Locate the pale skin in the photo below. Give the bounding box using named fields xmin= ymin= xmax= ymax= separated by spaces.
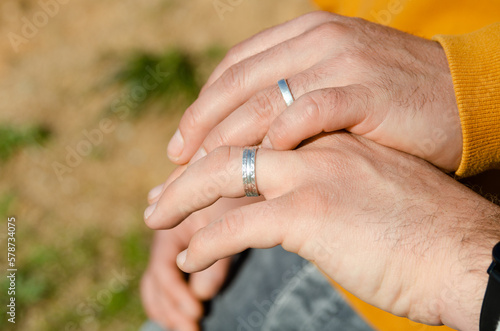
xmin=141 ymin=11 xmax=497 ymax=331
xmin=166 ymin=11 xmax=462 ymax=172
xmin=141 ymin=197 xmax=259 ymax=331
xmin=145 ymin=133 xmax=499 ymax=331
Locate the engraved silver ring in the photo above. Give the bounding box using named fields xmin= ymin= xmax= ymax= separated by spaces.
xmin=242 ymin=147 xmax=259 ymax=197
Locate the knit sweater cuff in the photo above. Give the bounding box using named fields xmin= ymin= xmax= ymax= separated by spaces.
xmin=433 ymin=23 xmax=500 ymax=177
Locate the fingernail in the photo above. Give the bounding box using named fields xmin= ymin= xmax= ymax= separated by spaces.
xmin=144 ymin=203 xmax=157 ymax=219
xmin=177 ymin=249 xmax=187 ymax=267
xmin=261 ymin=136 xmax=273 ymax=149
xmin=167 ymin=129 xmax=184 ymax=161
xmin=148 ymin=184 xmax=164 ymax=201
xmin=190 ymin=147 xmax=207 ymax=164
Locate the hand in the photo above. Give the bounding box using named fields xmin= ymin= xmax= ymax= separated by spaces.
xmin=166 ymin=11 xmax=462 ymax=172
xmin=147 ymin=133 xmax=499 ymax=331
xmin=141 ymin=173 xmax=258 ymax=331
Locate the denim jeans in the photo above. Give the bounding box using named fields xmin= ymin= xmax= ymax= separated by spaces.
xmin=141 ymin=246 xmax=373 ymax=331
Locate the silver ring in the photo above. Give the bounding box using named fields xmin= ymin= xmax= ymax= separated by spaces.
xmin=278 ymin=79 xmax=294 ymax=107
xmin=242 ymin=147 xmax=259 ymax=197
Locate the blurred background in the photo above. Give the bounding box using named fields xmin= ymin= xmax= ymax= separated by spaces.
xmin=0 ymin=1 xmax=315 ymax=330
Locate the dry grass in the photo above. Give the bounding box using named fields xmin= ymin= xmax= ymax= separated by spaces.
xmin=0 ymin=0 xmax=314 ymax=330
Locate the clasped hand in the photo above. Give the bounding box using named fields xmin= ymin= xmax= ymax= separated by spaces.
xmin=166 ymin=11 xmax=462 ymax=171
xmin=146 ymin=132 xmax=498 ymax=331
xmin=142 ymin=12 xmax=499 ymax=331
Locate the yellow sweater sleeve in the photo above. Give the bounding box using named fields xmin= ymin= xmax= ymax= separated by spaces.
xmin=433 ymin=23 xmax=500 ymax=177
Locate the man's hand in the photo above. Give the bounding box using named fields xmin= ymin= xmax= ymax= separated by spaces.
xmin=141 ymin=178 xmax=257 ymax=331
xmin=147 ymin=132 xmax=499 ymax=331
xmin=166 ymin=11 xmax=462 ymax=172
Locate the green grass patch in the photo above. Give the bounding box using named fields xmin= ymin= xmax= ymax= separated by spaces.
xmin=25 ymin=226 xmax=152 ymax=331
xmin=108 ymin=45 xmax=227 ymax=119
xmin=112 ymin=49 xmax=200 ymax=118
xmin=0 ymin=124 xmax=51 ymax=162
xmin=0 ymin=193 xmax=15 ymax=218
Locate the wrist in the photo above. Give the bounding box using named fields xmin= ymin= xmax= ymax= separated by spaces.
xmin=438 ymin=210 xmax=500 ymax=331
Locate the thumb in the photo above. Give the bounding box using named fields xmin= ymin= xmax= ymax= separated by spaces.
xmin=189 ymin=257 xmax=232 ymax=300
xmin=262 ymin=85 xmax=370 ymax=150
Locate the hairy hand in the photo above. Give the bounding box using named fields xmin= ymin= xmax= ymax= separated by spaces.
xmin=166 ymin=11 xmax=462 ymax=172
xmin=147 ymin=133 xmax=498 ymax=331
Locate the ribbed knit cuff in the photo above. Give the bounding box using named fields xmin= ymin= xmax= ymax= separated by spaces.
xmin=433 ymin=23 xmax=500 ymax=177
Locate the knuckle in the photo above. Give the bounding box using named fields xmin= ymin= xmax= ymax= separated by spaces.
xmin=310 ymin=88 xmax=345 ymax=124
xmin=312 ymin=21 xmax=350 ymax=40
xmin=327 ymin=88 xmax=344 ymax=107
xmin=220 ymin=208 xmax=245 ymax=237
xmin=267 ymin=116 xmax=288 ymax=145
xmin=208 ymin=145 xmax=240 ymax=179
xmin=220 ymin=63 xmax=245 ymax=92
xmin=189 ymin=230 xmax=208 ymax=257
xmin=209 ymin=145 xmax=241 ymax=173
xmin=302 ymin=10 xmax=334 ymax=23
xmin=204 ymin=127 xmax=230 ymax=151
xmin=249 ymin=91 xmax=274 ymax=125
xmin=300 ymin=94 xmax=322 ymax=123
xmin=298 ymin=69 xmax=327 ymax=87
xmin=224 ymin=43 xmax=244 ymax=65
xmin=208 ymin=146 xmax=231 ymax=170
xmin=352 ymin=85 xmax=374 ymax=122
xmin=181 ymin=105 xmax=204 ymax=132
xmin=190 ymin=209 xmax=244 ymax=252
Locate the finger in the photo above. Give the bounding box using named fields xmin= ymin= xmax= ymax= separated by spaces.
xmin=177 ymin=198 xmax=294 ymax=273
xmin=189 ymin=258 xmax=231 ymax=300
xmin=144 ymin=269 xmax=201 ymax=331
xmin=148 ymin=166 xmax=188 ymax=204
xmin=145 ymin=147 xmax=297 ymax=230
xmin=145 ymin=230 xmax=203 ymax=320
xmin=140 ymin=272 xmax=175 ymax=330
xmin=151 ymin=264 xmax=203 ymax=320
xmin=167 ymin=26 xmax=337 ymax=164
xmin=201 ymin=11 xmax=338 ymax=93
xmin=192 ymin=70 xmax=326 ymax=160
xmin=155 ymin=284 xmax=200 ymax=331
xmin=262 ymin=85 xmax=373 ymax=150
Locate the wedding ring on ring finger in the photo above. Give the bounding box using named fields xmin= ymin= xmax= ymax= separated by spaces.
xmin=242 ymin=147 xmax=259 ymax=197
xmin=278 ymin=79 xmax=294 ymax=107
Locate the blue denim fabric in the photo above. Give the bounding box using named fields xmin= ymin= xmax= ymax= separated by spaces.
xmin=140 ymin=246 xmax=373 ymax=331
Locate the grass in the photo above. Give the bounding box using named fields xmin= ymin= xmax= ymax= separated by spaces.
xmin=0 ymin=224 xmax=151 ymax=331
xmin=0 ymin=124 xmax=51 ymax=163
xmin=0 ymin=2 xmax=312 ymax=330
xmin=0 ymin=186 xmax=150 ymax=330
xmin=113 ymin=48 xmax=200 ymax=118
xmin=109 ymin=46 xmax=226 ymax=118
xmin=0 ymin=193 xmax=14 ymax=218
xmin=0 ymin=46 xmax=226 ymax=331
